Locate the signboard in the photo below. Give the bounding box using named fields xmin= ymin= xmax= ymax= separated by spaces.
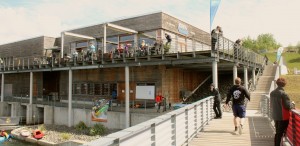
xmin=136 ymin=85 xmax=155 ymax=100
xmin=178 ymin=23 xmax=189 ymax=35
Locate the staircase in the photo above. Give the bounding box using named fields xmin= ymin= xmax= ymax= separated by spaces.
xmin=247 ymin=65 xmax=276 ymax=110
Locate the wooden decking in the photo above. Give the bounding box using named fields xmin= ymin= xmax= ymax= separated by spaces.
xmin=189 ymin=110 xmax=274 ymax=146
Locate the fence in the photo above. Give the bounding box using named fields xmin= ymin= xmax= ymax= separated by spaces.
xmin=83 ymin=96 xmax=214 ymax=146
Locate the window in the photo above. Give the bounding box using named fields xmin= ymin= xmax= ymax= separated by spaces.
xmin=73 ymin=82 xmax=117 ymax=96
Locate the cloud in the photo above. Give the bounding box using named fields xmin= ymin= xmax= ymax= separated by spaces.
xmin=214 ymin=0 xmax=300 ymax=46
xmin=0 ymin=0 xmax=299 ymax=46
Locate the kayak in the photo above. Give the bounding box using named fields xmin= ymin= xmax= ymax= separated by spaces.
xmin=33 ymin=130 xmax=44 ymax=139
xmin=20 ymin=130 xmax=31 ymax=137
xmin=0 ymin=134 xmax=11 ymax=143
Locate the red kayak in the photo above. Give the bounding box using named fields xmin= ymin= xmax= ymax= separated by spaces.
xmin=33 ymin=130 xmax=44 ymax=139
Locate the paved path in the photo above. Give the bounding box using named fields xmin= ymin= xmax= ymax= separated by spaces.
xmin=189 ymin=110 xmax=275 ymax=146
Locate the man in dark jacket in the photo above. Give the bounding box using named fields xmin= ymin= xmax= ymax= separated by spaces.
xmin=226 ymin=77 xmax=250 ymax=135
xmin=270 ymin=77 xmax=295 ymax=146
xmin=211 ymin=83 xmax=222 ymax=119
xmin=211 ymin=26 xmax=222 ymax=52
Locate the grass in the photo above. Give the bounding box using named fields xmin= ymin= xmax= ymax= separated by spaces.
xmin=282 ymin=53 xmax=300 ymax=70
xmin=60 ymin=132 xmax=72 ymax=140
xmin=282 ymin=75 xmax=300 ymax=109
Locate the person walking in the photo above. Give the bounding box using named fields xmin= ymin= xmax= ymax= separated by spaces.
xmin=211 ymin=26 xmax=222 ymax=52
xmin=225 ymin=77 xmax=250 ymax=135
xmin=210 ymin=83 xmax=222 ymax=119
xmin=270 ymin=77 xmax=295 ymax=146
xmin=156 ymin=92 xmax=163 ymax=113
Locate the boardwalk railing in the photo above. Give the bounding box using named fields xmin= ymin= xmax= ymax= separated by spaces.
xmin=83 ymin=96 xmax=214 ymax=146
xmin=260 ymin=64 xmax=300 ymax=145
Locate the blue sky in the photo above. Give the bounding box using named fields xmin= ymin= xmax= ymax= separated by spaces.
xmin=0 ymin=0 xmax=299 ymax=46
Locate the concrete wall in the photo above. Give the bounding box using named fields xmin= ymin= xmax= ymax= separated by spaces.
xmin=44 ymin=105 xmax=54 ymax=125
xmin=0 ymin=102 xmax=10 ymax=116
xmin=51 ymin=106 xmax=158 ymax=130
xmin=10 ymin=102 xmax=22 ymax=117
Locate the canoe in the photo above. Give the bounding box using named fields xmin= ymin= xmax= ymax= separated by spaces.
xmin=20 ymin=130 xmax=31 ymax=137
xmin=33 ymin=129 xmax=44 ymax=139
xmin=0 ymin=134 xmax=11 ymax=143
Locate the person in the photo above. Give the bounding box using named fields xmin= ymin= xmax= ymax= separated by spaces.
xmin=233 ymin=39 xmax=242 ymax=60
xmin=155 ymin=92 xmax=163 ymax=113
xmin=139 ymin=40 xmax=147 ymax=56
xmin=162 ymin=96 xmax=167 ymax=112
xmin=264 ymin=55 xmax=269 ymax=65
xmin=165 ymin=33 xmax=172 ymax=47
xmin=226 ymin=77 xmax=250 ymax=135
xmin=270 ymin=77 xmax=295 ymax=146
xmin=210 ymin=83 xmax=222 ymax=119
xmin=211 ymin=26 xmax=222 ymax=52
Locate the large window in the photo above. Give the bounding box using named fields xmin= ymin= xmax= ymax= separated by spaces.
xmin=73 ymin=82 xmax=117 ymax=96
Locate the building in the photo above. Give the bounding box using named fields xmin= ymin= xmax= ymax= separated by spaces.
xmin=0 ymin=12 xmax=264 ymax=129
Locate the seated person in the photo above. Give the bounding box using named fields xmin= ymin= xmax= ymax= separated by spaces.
xmin=139 ymin=40 xmax=147 ymax=56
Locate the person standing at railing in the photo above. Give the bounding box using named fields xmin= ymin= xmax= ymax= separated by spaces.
xmin=210 ymin=83 xmax=222 ymax=119
xmin=233 ymin=39 xmax=242 ymax=66
xmin=226 ymin=77 xmax=250 ymax=135
xmin=211 ymin=26 xmax=222 ymax=52
xmin=270 ymin=77 xmax=295 ymax=146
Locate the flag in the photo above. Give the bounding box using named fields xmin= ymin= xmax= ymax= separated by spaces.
xmin=210 ymin=0 xmax=221 ymax=31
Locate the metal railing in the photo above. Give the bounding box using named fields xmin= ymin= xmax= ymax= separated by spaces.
xmin=83 ymin=96 xmax=214 ymax=146
xmin=0 ymin=37 xmax=264 ymax=72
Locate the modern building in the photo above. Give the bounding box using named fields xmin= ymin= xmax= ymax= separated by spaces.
xmin=0 ymin=12 xmax=264 ymax=129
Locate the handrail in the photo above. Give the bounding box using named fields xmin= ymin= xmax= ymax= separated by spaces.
xmin=83 ymin=96 xmax=214 ymax=146
xmin=0 ymin=37 xmax=265 ymax=72
xmin=286 ymin=109 xmax=300 ymax=145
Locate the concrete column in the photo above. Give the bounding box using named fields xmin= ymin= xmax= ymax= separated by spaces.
xmin=44 ymin=105 xmax=54 ymax=125
xmin=103 ymin=25 xmax=107 ymax=53
xmin=68 ymin=69 xmax=73 ymax=127
xmin=212 ymin=60 xmax=218 ymax=88
xmin=1 ymin=73 xmax=4 ymax=102
xmin=61 ymin=32 xmax=64 ymax=58
xmin=30 ymin=72 xmax=33 ymax=104
xmin=125 ymin=66 xmax=130 ymax=128
xmin=244 ymin=66 xmax=248 ymax=90
xmin=252 ymin=68 xmax=256 ymax=85
xmin=233 ymin=65 xmax=237 ymax=85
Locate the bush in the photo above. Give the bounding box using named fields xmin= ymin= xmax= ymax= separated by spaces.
xmin=75 ymin=121 xmax=88 ymax=131
xmin=60 ymin=133 xmax=72 ymax=140
xmin=89 ymin=124 xmax=107 ymax=136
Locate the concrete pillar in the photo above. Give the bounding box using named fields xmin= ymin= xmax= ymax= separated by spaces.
xmin=125 ymin=66 xmax=130 ymax=128
xmin=1 ymin=73 xmax=4 ymax=102
xmin=233 ymin=65 xmax=238 ymax=85
xmin=252 ymin=68 xmax=256 ymax=85
xmin=212 ymin=60 xmax=218 ymax=88
xmin=244 ymin=66 xmax=248 ymax=90
xmin=68 ymin=69 xmax=73 ymax=127
xmin=26 ymin=104 xmax=37 ymax=124
xmin=61 ymin=32 xmax=64 ymax=58
xmin=30 ymin=72 xmax=33 ymax=104
xmin=44 ymin=105 xmax=54 ymax=125
xmin=11 ymin=102 xmax=21 ymax=117
xmin=104 ymin=25 xmax=107 ymax=53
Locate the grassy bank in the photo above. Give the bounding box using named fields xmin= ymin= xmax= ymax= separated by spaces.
xmin=282 ymin=75 xmax=300 ymax=109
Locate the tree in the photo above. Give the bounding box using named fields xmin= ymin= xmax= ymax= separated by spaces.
xmin=242 ymin=36 xmax=258 ymax=52
xmin=256 ymin=33 xmax=280 ymax=51
xmin=241 ymin=33 xmax=281 ymax=53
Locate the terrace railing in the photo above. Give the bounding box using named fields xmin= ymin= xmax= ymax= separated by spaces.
xmin=83 ymin=96 xmax=214 ymax=146
xmin=0 ymin=37 xmax=264 ymax=72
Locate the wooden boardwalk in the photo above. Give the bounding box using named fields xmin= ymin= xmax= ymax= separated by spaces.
xmin=189 ymin=110 xmax=275 ymax=146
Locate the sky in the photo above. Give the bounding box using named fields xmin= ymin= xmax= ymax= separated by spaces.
xmin=0 ymin=0 xmax=299 ymax=46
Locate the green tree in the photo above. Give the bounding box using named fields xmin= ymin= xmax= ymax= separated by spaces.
xmin=242 ymin=36 xmax=258 ymax=52
xmin=241 ymin=33 xmax=281 ymax=53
